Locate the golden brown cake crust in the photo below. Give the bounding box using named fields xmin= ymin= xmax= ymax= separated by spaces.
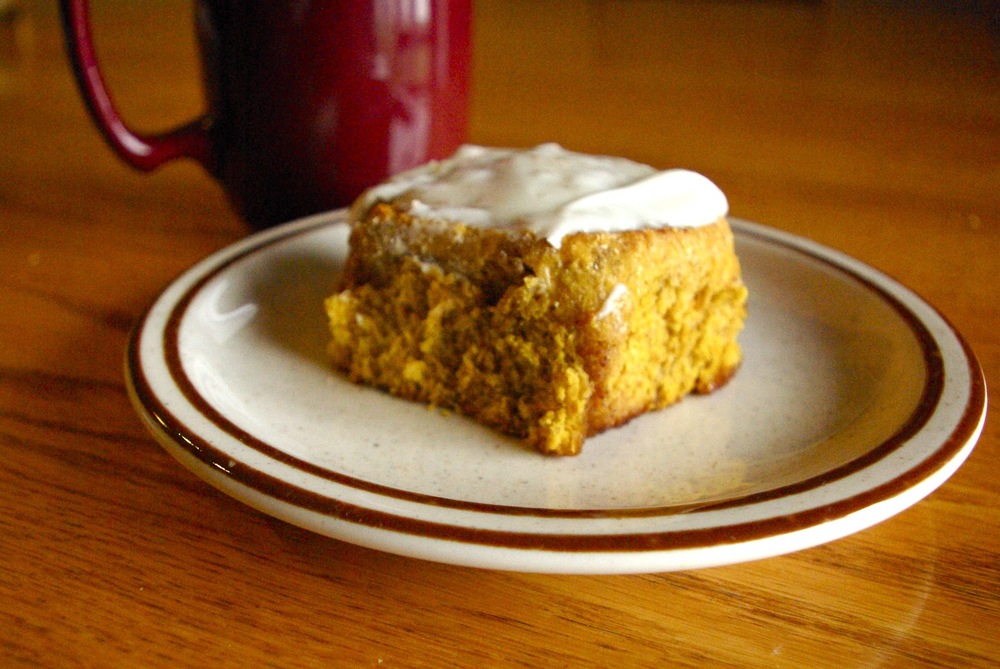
xmin=326 ymin=203 xmax=747 ymax=455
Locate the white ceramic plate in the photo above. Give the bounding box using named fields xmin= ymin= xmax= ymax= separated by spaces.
xmin=125 ymin=211 xmax=986 ymax=574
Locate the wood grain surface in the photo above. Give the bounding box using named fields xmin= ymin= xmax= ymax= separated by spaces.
xmin=1 ymin=1 xmax=997 ymax=666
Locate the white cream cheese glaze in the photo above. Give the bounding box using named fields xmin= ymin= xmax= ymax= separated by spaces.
xmin=355 ymin=143 xmax=729 ymax=248
xmin=595 ymin=283 xmax=629 ymax=320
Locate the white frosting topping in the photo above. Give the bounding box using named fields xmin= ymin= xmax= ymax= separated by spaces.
xmin=356 ymin=143 xmax=728 ymax=247
xmin=596 ymin=283 xmax=629 ymax=320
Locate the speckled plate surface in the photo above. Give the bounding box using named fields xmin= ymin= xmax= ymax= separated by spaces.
xmin=125 ymin=211 xmax=986 ymax=573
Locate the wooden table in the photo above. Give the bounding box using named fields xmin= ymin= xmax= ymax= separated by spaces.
xmin=2 ymin=1 xmax=997 ymax=666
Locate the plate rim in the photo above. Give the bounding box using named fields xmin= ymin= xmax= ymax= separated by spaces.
xmin=124 ymin=212 xmax=987 ymax=571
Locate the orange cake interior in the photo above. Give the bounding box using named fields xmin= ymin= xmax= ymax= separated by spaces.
xmin=325 ymin=144 xmax=747 ymax=455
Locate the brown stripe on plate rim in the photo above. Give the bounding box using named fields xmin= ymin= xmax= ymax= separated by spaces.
xmin=123 ymin=218 xmax=985 ymax=550
xmin=127 ymin=340 xmax=985 ymax=553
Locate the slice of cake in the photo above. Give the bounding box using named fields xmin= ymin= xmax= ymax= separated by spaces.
xmin=325 ymin=144 xmax=747 ymax=456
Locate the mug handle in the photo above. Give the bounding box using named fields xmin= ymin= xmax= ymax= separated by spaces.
xmin=59 ymin=0 xmax=213 ymax=172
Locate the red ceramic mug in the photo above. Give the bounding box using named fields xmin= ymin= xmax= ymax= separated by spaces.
xmin=60 ymin=0 xmax=472 ymax=229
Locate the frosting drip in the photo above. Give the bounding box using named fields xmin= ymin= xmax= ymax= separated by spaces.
xmin=356 ymin=143 xmax=729 ymax=247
